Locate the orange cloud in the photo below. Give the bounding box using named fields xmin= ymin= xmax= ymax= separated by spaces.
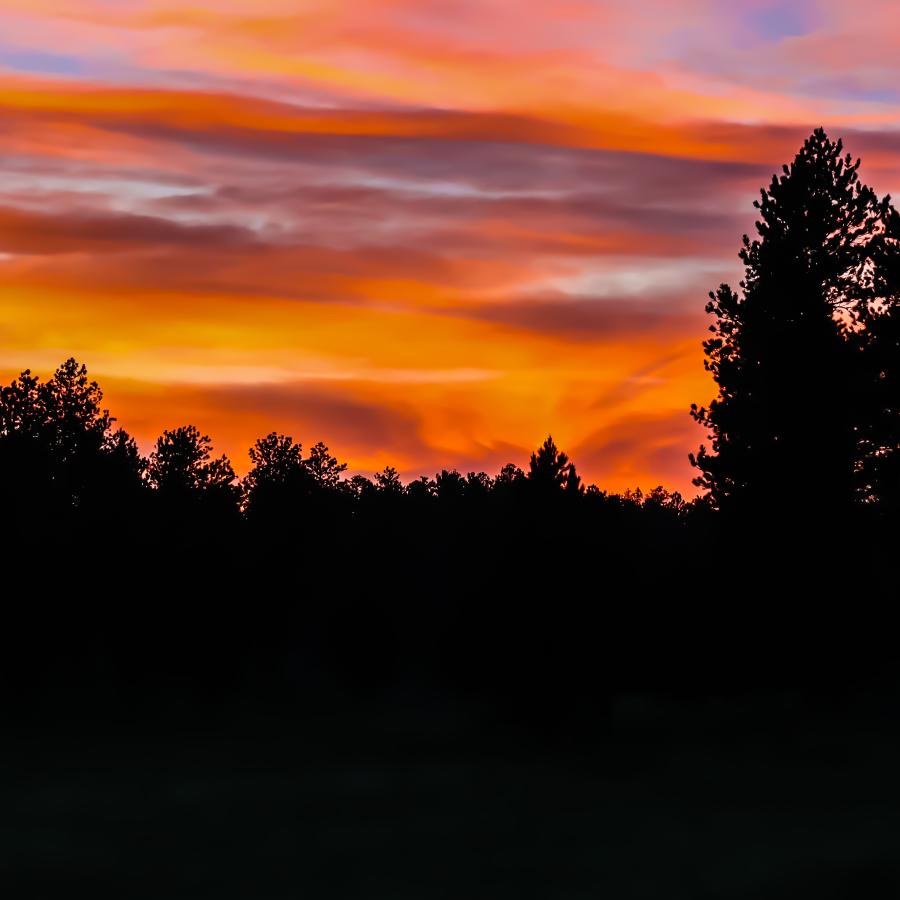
xmin=0 ymin=76 xmax=812 ymax=166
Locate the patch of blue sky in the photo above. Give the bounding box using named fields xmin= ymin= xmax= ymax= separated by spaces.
xmin=743 ymin=0 xmax=820 ymax=44
xmin=0 ymin=42 xmax=206 ymax=93
xmin=0 ymin=43 xmax=161 ymax=87
xmin=800 ymin=78 xmax=900 ymax=105
xmin=658 ymin=2 xmax=820 ymax=63
xmin=0 ymin=46 xmax=83 ymax=76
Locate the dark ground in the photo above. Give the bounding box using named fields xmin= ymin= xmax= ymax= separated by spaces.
xmin=4 ymin=691 xmax=900 ymax=899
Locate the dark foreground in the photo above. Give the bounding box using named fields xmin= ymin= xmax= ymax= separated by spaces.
xmin=3 ymin=532 xmax=900 ymax=898
xmin=5 ymin=689 xmax=900 ymax=899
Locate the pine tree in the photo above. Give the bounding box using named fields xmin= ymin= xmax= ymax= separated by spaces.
xmin=527 ymin=435 xmax=571 ymax=493
xmin=0 ymin=359 xmax=144 ymax=526
xmin=305 ymin=441 xmax=348 ymax=490
xmin=148 ymin=425 xmax=236 ymax=498
xmin=374 ymin=466 xmax=403 ymax=495
xmin=147 ymin=425 xmax=240 ymax=542
xmin=691 ymin=129 xmax=889 ymax=517
xmin=243 ymin=432 xmax=310 ymax=524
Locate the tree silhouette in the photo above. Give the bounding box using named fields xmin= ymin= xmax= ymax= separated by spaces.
xmin=149 ymin=425 xmax=236 ymax=495
xmin=305 ymin=441 xmax=348 ymax=491
xmin=496 ymin=463 xmax=525 ymax=488
xmin=856 ymin=204 xmax=900 ymax=510
xmin=465 ymin=471 xmax=493 ymax=501
xmin=0 ymin=359 xmax=143 ymax=528
xmin=690 ymin=129 xmax=889 ymax=518
xmin=347 ymin=474 xmax=377 ymax=500
xmin=147 ymin=425 xmax=240 ymax=540
xmin=528 ymin=435 xmax=576 ymax=495
xmin=859 ymin=310 xmax=900 ymax=510
xmin=243 ymin=434 xmax=350 ymax=538
xmin=246 ymin=432 xmax=304 ymax=488
xmin=0 ymin=368 xmax=57 ymax=525
xmin=435 ymin=469 xmax=467 ymax=504
xmin=374 ymin=465 xmax=403 ymax=496
xmin=243 ymin=432 xmax=311 ymax=525
xmin=563 ymin=462 xmax=583 ymax=496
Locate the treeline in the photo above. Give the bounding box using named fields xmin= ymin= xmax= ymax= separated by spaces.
xmin=1 ymin=355 xmax=891 ymax=727
xmin=3 ymin=128 xmax=900 ymax=726
xmin=5 ymin=132 xmax=900 ymax=545
xmin=0 ymin=357 xmax=705 ymax=725
xmin=0 ymin=356 xmax=692 ymax=544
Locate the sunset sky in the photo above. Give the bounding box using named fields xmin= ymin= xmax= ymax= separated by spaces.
xmin=3 ymin=1 xmax=900 ymax=492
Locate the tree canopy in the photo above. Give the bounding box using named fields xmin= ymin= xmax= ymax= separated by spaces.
xmin=691 ymin=128 xmax=900 ymax=520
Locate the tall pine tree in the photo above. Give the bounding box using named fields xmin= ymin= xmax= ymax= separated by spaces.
xmin=691 ymin=129 xmax=890 ymax=519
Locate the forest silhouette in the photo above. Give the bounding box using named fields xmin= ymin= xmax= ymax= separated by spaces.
xmin=2 ymin=129 xmax=899 ymax=726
